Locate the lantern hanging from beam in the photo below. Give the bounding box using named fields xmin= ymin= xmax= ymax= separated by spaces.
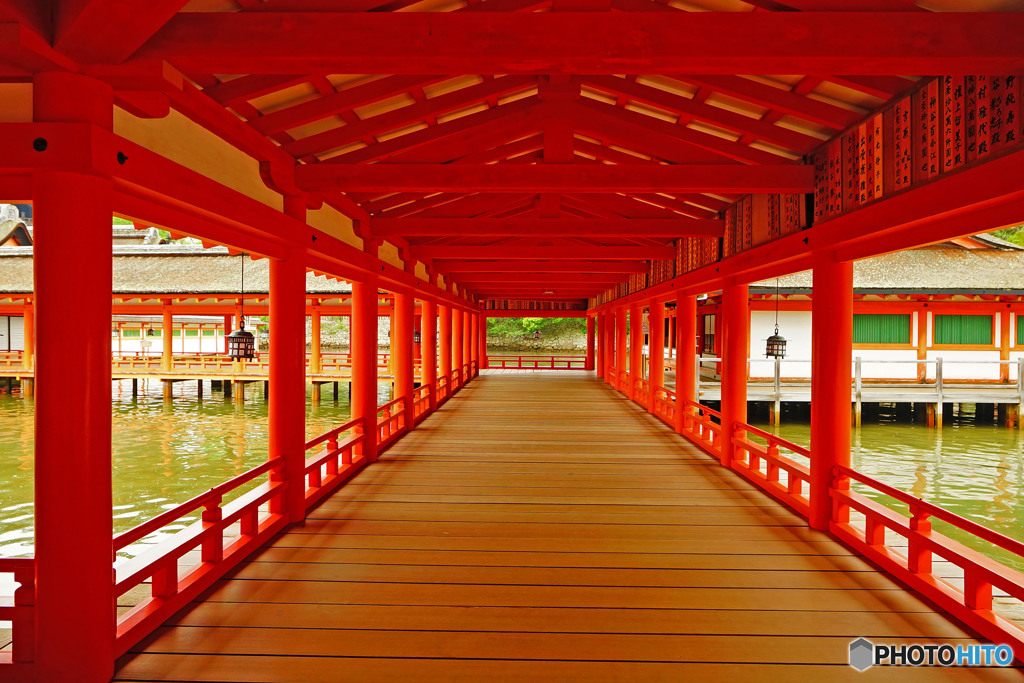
xmin=765 ymin=278 xmax=787 ymax=359
xmin=227 ymin=253 xmax=256 ymax=361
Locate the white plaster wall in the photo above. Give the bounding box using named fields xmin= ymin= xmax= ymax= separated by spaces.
xmin=925 ymin=349 xmax=1003 ymax=381
xmin=855 ymin=349 xmax=920 ymax=380
xmin=749 ymin=310 xmax=811 ymax=379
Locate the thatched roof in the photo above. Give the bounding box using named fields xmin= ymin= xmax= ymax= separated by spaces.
xmin=753 ymin=238 xmax=1024 ymax=294
xmin=0 ymin=245 xmax=353 ymax=295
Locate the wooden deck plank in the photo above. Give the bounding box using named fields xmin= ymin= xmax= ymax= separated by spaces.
xmin=115 ymin=372 xmax=1021 ymax=681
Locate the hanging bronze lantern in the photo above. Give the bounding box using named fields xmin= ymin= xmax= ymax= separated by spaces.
xmin=765 ymin=278 xmax=786 ymax=359
xmin=226 ymin=253 xmax=256 ymax=360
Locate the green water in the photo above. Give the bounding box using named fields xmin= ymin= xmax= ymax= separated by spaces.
xmin=0 ymin=378 xmax=391 ymax=559
xmin=753 ymin=417 xmax=1024 ymax=572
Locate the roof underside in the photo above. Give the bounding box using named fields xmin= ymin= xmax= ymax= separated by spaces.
xmin=17 ymin=0 xmax=1024 ymax=305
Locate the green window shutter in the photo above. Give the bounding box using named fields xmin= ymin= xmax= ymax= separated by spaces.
xmin=202 ymin=329 xmax=217 ymax=337
xmin=934 ymin=314 xmax=992 ymax=345
xmin=852 ymin=314 xmax=910 ymax=344
xmin=121 ymin=329 xmax=140 ymax=338
xmin=185 ymin=329 xmax=199 ymax=337
xmin=172 ymin=329 xmax=181 ymax=338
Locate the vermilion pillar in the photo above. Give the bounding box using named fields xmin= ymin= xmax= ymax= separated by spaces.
xmin=466 ymin=311 xmax=476 ymax=379
xmin=394 ymin=292 xmax=415 ymax=431
xmin=223 ymin=314 xmax=232 ymax=354
xmin=721 ymin=283 xmax=749 ymax=468
xmin=269 ymin=234 xmax=307 ymax=523
xmin=603 ymin=312 xmax=614 ymax=383
xmin=615 ymin=307 xmax=628 ymax=391
xmin=352 ymin=277 xmax=380 ymax=461
xmin=422 ymin=300 xmax=438 ymax=411
xmin=629 ymin=303 xmax=643 ymax=398
xmin=439 ymin=304 xmax=452 ymax=386
xmin=22 ymin=303 xmax=33 ymax=370
xmin=453 ymin=308 xmax=464 ymax=387
xmin=675 ymin=294 xmax=697 ymax=434
xmin=162 ymin=305 xmax=173 ymax=371
xmin=810 ymin=253 xmax=853 ymax=531
xmin=311 ymin=307 xmax=322 ymax=373
xmin=649 ymin=301 xmax=665 ymax=412
xmin=478 ymin=313 xmax=488 ymax=370
xmin=33 ymin=72 xmax=115 ymax=683
xmin=585 ymin=316 xmax=596 ymax=371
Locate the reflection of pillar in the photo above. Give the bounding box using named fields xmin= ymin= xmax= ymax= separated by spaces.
xmin=1000 ymin=309 xmax=1011 ymax=382
xmin=453 ymin=308 xmax=464 ymax=387
xmin=629 ymin=303 xmax=643 ymax=398
xmin=721 ymin=283 xmax=749 ymax=468
xmin=439 ymin=305 xmax=452 ymax=384
xmin=32 ymin=71 xmax=114 ymax=682
xmin=23 ymin=303 xmax=34 ymax=369
xmin=676 ymin=295 xmax=697 ymax=434
xmin=422 ymin=300 xmax=438 ymax=410
xmin=585 ymin=316 xmax=596 ymax=371
xmin=162 ymin=304 xmax=173 ymax=372
xmin=395 ymin=292 xmax=414 ymax=430
xmin=649 ymin=301 xmax=665 ymax=409
xmin=269 ymin=230 xmax=307 ymax=523
xmin=810 ymin=253 xmax=853 ymax=531
xmin=353 ymin=277 xmax=380 ymax=462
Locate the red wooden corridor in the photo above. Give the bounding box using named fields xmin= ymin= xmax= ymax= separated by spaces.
xmin=113 ymin=372 xmax=1020 ymax=682
xmin=3 ymin=1 xmax=1024 ymax=681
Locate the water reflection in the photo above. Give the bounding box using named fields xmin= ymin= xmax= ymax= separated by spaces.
xmin=0 ymin=378 xmax=391 ymax=558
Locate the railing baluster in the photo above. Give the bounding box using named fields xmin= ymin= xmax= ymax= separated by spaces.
xmin=201 ymin=496 xmax=224 ymax=564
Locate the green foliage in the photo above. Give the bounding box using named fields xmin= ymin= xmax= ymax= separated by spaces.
xmin=112 ymin=217 xmax=134 ymax=225
xmin=992 ymin=225 xmax=1024 ymax=246
xmin=487 ymin=317 xmax=586 ymax=338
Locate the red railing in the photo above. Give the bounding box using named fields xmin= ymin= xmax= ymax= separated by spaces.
xmin=616 ymin=374 xmax=1024 ymax=654
xmin=437 ymin=374 xmax=450 ymax=405
xmin=377 ymin=396 xmax=407 ymax=450
xmin=634 ymin=377 xmax=650 ymax=408
xmin=303 ymin=417 xmax=366 ymax=510
xmin=652 ymin=385 xmax=675 ymax=426
xmin=413 ymin=383 xmax=432 ymax=422
xmin=832 ymin=466 xmax=1024 ymax=654
xmin=731 ymin=423 xmax=811 ymax=518
xmin=678 ymin=398 xmax=722 ymax=456
xmin=452 ymin=367 xmax=462 ymax=393
xmin=0 ymin=350 xmax=24 ymax=370
xmin=618 ymin=370 xmax=632 ymax=394
xmin=486 ymin=354 xmax=586 ymax=370
xmin=113 ymin=457 xmax=289 ymax=656
xmin=0 ymin=557 xmax=34 ymax=679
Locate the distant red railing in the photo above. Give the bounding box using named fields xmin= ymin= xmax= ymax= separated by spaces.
xmin=486 ymin=354 xmax=585 ymax=370
xmin=652 ymin=385 xmax=675 ymax=426
xmin=731 ymin=423 xmax=811 ymax=518
xmin=0 ymin=557 xmax=34 ymax=679
xmin=113 ymin=456 xmax=289 ymax=656
xmin=634 ymin=377 xmax=650 ymax=408
xmin=678 ymin=398 xmax=722 ymax=457
xmin=0 ymin=350 xmax=24 ymax=370
xmin=437 ymin=374 xmax=450 ymax=405
xmin=833 ymin=466 xmax=1024 ymax=655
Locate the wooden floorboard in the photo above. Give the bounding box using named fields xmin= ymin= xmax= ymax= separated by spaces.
xmin=115 ymin=371 xmax=1023 ymax=681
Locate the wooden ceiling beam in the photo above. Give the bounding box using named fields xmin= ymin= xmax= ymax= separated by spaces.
xmin=410 ymin=244 xmax=675 ymax=260
xmin=372 ymin=217 xmax=723 ymax=238
xmin=136 ymin=13 xmax=1024 ymax=75
xmin=296 ymin=163 xmax=815 ymax=194
xmin=433 ymin=259 xmax=650 ymax=273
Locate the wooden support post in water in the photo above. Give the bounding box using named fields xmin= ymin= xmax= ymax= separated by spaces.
xmin=197 ymin=379 xmax=203 ymax=398
xmin=311 ymin=383 xmax=321 ymax=403
xmin=935 ymin=357 xmax=944 ymax=429
xmin=809 ymin=252 xmax=853 ymax=532
xmin=234 ymin=381 xmax=244 ymax=403
xmin=334 ymin=381 xmax=340 ymax=403
xmin=163 ymin=380 xmax=174 ymax=400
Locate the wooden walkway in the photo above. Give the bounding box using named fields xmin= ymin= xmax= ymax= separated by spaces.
xmin=115 ymin=371 xmax=1022 ymax=682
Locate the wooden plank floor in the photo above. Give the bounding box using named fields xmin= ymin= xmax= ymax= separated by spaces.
xmin=115 ymin=371 xmax=1023 ymax=682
